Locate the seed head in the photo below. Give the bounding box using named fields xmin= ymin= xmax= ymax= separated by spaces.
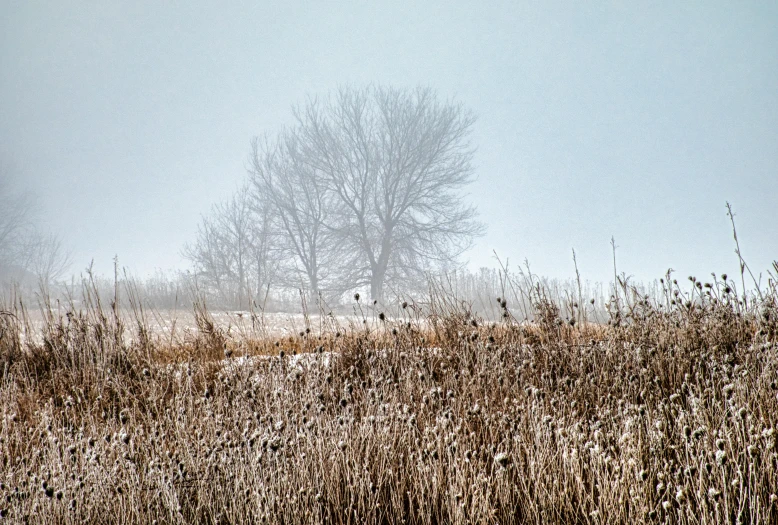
xmin=494 ymin=452 xmax=510 ymax=468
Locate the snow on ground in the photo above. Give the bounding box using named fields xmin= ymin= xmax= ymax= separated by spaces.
xmin=13 ymin=307 xmax=399 ymax=345
xmin=161 ymin=350 xmax=336 ymax=386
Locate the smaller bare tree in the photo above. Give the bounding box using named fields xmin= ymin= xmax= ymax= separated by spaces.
xmin=183 ymin=210 xmax=230 ymax=303
xmin=0 ymin=177 xmax=34 ymax=269
xmin=250 ymin=133 xmax=350 ymax=300
xmin=1 ymin=168 xmax=72 ymax=286
xmin=183 ymin=188 xmax=276 ymax=308
xmin=19 ymin=230 xmax=73 ymax=284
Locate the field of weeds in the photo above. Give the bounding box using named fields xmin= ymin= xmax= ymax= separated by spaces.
xmin=1 ymin=274 xmax=777 ymax=524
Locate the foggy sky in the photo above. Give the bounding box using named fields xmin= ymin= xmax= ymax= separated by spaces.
xmin=1 ymin=1 xmax=776 ymax=287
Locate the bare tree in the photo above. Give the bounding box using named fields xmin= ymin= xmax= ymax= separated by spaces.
xmin=294 ymin=86 xmax=484 ymax=301
xmin=247 ymin=186 xmax=277 ymax=306
xmin=19 ymin=230 xmax=73 ymax=284
xmin=213 ymin=190 xmax=254 ymax=309
xmin=0 ymin=176 xmax=35 ymax=269
xmin=0 ymin=168 xmax=72 ymax=285
xmin=183 ymin=209 xmax=230 ymax=303
xmin=249 ymin=134 xmax=348 ymax=300
xmin=183 ymin=188 xmax=275 ymax=308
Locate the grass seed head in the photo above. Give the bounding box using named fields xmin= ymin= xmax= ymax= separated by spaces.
xmin=494 ymin=452 xmax=510 ymax=468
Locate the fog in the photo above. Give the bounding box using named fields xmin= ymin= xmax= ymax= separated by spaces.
xmin=1 ymin=1 xmax=776 ymax=294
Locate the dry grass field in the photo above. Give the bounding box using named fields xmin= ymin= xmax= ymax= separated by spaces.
xmin=1 ymin=274 xmax=777 ymax=524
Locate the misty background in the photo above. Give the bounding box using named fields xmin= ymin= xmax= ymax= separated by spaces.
xmin=1 ymin=1 xmax=776 ymax=305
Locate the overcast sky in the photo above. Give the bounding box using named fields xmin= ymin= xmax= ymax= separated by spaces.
xmin=1 ymin=1 xmax=776 ymax=286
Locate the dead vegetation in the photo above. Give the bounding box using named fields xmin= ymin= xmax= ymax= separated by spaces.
xmin=0 ymin=269 xmax=777 ymax=524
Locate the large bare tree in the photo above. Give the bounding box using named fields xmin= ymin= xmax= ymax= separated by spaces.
xmin=294 ymin=86 xmax=484 ymax=301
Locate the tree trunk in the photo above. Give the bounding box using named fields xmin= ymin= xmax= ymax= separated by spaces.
xmin=309 ymin=271 xmax=319 ymax=299
xmin=370 ymin=276 xmax=383 ymax=304
xmin=370 ymin=236 xmax=392 ymax=302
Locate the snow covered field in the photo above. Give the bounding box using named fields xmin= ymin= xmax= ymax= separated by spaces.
xmin=16 ymin=307 xmax=402 ymax=344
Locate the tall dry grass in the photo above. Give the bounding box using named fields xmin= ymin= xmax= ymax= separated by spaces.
xmin=0 ymin=269 xmax=777 ymax=524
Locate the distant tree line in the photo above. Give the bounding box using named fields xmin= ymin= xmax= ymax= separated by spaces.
xmin=183 ymin=86 xmax=484 ymax=308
